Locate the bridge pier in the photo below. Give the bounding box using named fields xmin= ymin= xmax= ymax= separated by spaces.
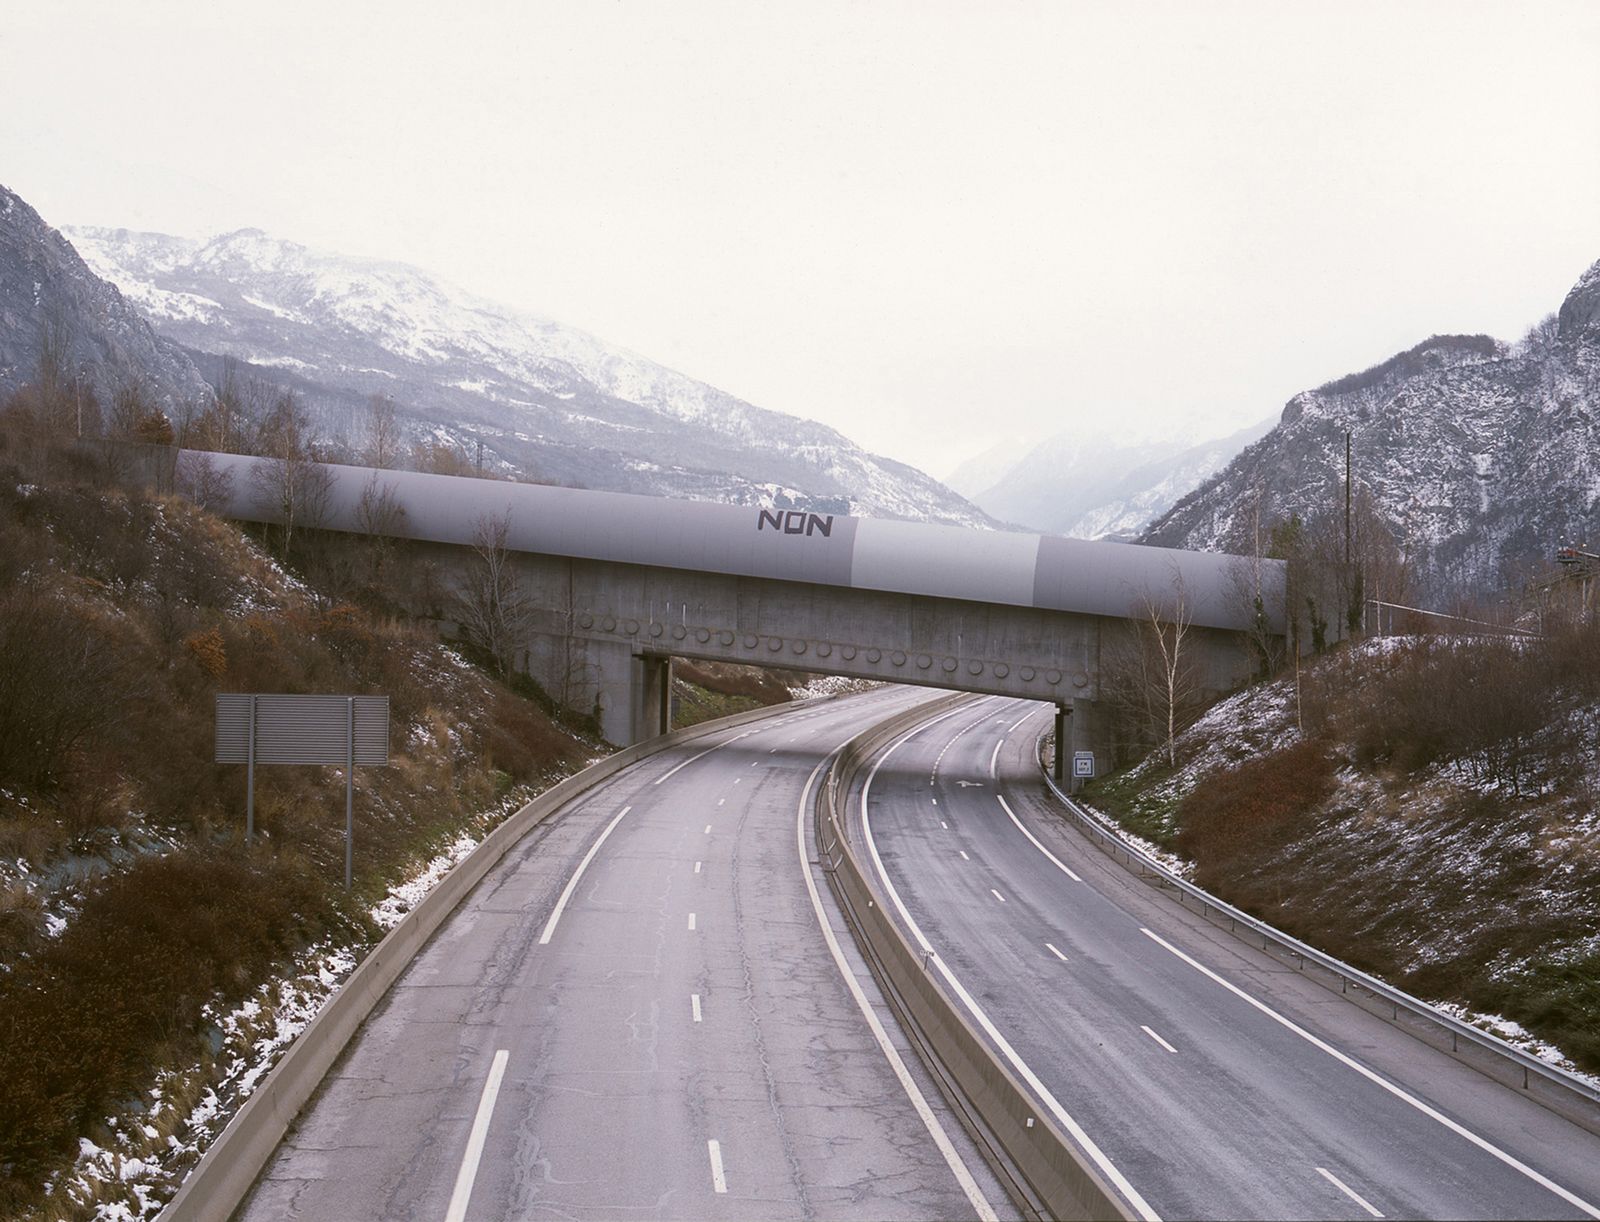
xmin=633 ymin=654 xmax=672 ymax=743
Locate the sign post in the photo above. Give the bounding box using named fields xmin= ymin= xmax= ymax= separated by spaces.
xmin=216 ymin=694 xmax=390 ymax=887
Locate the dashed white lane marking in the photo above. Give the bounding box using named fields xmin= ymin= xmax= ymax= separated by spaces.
xmin=1142 ymin=927 xmax=1600 ymax=1219
xmin=959 ymin=850 xmax=970 ymax=860
xmin=1046 ymin=943 xmax=1069 ymax=962
xmin=539 ymin=806 xmax=632 ymax=945
xmin=996 ymin=794 xmax=1081 ymax=882
xmin=444 ymin=1048 xmax=509 ymax=1222
xmin=653 ymin=730 xmax=760 ymax=785
xmin=988 ymin=740 xmax=1001 ymax=779
xmin=733 ymin=778 xmax=741 ymax=785
xmin=990 ymin=889 xmax=1007 ymax=904
xmin=863 ymin=713 xmax=1160 ymax=1222
xmin=940 ymin=821 xmax=948 ymax=829
xmin=694 ymin=861 xmax=702 ymax=874
xmin=718 ymin=798 xmax=726 ymax=806
xmin=932 ymin=797 xmax=938 ymax=806
xmin=1317 ymin=1167 xmax=1384 ymax=1218
xmin=704 ymin=824 xmax=712 ymax=834
xmin=768 ymin=747 xmax=779 ymax=753
xmin=688 ymin=912 xmax=697 ymax=931
xmin=691 ymin=994 xmax=703 ymax=1023
xmin=1006 ymin=707 xmax=1037 ymax=733
xmin=1141 ymin=1025 xmax=1177 ymax=1054
xmin=795 ymin=749 xmax=998 ymax=1221
xmin=707 ymin=1138 xmax=728 ymax=1194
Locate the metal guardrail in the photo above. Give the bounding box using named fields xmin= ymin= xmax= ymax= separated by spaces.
xmin=818 ymin=695 xmax=1134 ymax=1222
xmin=1037 ymin=755 xmax=1600 ymax=1137
xmin=159 ymin=697 xmax=828 ymax=1222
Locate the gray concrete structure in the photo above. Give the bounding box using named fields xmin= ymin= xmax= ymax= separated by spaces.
xmin=189 ymin=452 xmax=1285 ymax=756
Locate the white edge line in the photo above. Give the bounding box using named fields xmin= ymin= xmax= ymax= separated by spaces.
xmin=538 ymin=806 xmax=632 ymax=945
xmin=1141 ymin=927 xmax=1600 ymax=1219
xmin=997 ymin=794 xmax=1082 ymax=882
xmin=1316 ymin=1166 xmax=1384 ymax=1218
xmin=1140 ymin=1025 xmax=1177 ymax=1054
xmin=988 ymin=739 xmax=1002 ymax=779
xmin=707 ymin=1137 xmax=728 ymax=1193
xmin=862 ymin=712 xmax=1161 ymax=1222
xmin=796 ymin=747 xmax=998 ymax=1222
xmin=444 ymin=1048 xmax=509 ymax=1222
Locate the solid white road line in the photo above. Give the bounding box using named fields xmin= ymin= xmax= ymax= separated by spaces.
xmin=539 ymin=806 xmax=632 ymax=945
xmin=692 ymin=994 xmax=702 ymax=1023
xmin=1006 ymin=707 xmax=1037 ymax=734
xmin=707 ymin=1138 xmax=728 ymax=1194
xmin=1141 ymin=927 xmax=1600 ymax=1219
xmin=1141 ymin=1025 xmax=1177 ymax=1054
xmin=862 ymin=720 xmax=1160 ymax=1222
xmin=996 ymin=794 xmax=1082 ymax=882
xmin=444 ymin=1048 xmax=509 ymax=1222
xmin=990 ymin=889 xmax=1007 ymax=904
xmin=688 ymin=912 xmax=697 ymax=931
xmin=795 ymin=750 xmax=998 ymax=1222
xmin=1317 ymin=1166 xmax=1384 ymax=1218
xmin=988 ymin=740 xmax=1002 ymax=779
xmin=653 ymin=730 xmax=760 ymax=785
xmin=1046 ymin=943 xmax=1069 ymax=962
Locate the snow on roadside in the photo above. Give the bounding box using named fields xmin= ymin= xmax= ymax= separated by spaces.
xmin=787 ymin=674 xmax=881 ymax=700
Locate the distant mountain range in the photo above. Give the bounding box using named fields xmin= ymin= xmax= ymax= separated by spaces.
xmin=1141 ymin=258 xmax=1600 ymax=601
xmin=946 ymin=417 xmax=1274 ymax=539
xmin=58 ymin=220 xmax=995 ymax=527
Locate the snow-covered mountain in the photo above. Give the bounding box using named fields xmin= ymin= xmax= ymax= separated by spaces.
xmin=1141 ymin=259 xmax=1600 ymax=601
xmin=0 ymin=185 xmax=210 ymax=412
xmin=945 ymin=417 xmax=1273 ymax=539
xmin=64 ymin=225 xmax=995 ymax=527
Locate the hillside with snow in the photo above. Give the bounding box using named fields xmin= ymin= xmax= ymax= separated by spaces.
xmin=1141 ymin=258 xmax=1600 ymax=600
xmin=65 ymin=225 xmax=995 ymax=527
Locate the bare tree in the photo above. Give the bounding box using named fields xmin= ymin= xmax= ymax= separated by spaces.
xmin=176 ymin=449 xmax=234 ymax=513
xmin=355 ymin=471 xmax=408 ymax=586
xmin=1139 ymin=565 xmax=1197 ymax=768
xmin=34 ymin=310 xmax=74 ymax=437
xmin=365 ymin=393 xmax=402 ymax=469
xmin=455 ymin=510 xmax=530 ymax=675
xmin=250 ymin=390 xmax=332 ymax=558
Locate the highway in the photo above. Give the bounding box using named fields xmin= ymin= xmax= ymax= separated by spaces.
xmin=240 ymin=689 xmax=1012 ymax=1221
xmin=851 ymin=694 xmax=1600 ymax=1221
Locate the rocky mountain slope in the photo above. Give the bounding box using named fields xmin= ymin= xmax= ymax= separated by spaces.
xmin=65 ymin=224 xmax=995 ymax=526
xmin=1141 ymin=259 xmax=1600 ymax=600
xmin=0 ymin=184 xmax=211 ymax=413
xmin=949 ymin=416 xmax=1274 ymax=539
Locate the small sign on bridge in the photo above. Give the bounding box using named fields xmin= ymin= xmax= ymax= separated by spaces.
xmin=216 ymin=694 xmax=390 ymax=887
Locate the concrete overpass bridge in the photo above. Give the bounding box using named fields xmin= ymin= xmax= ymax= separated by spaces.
xmin=191 ymin=452 xmax=1285 ymax=768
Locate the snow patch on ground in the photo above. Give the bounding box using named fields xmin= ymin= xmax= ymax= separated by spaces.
xmin=787 ymin=674 xmax=883 ymax=700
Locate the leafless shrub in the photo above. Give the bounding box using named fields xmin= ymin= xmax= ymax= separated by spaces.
xmin=454 ymin=510 xmax=530 ymax=676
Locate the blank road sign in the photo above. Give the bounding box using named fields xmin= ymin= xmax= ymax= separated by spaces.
xmin=216 ymin=694 xmax=390 ymax=765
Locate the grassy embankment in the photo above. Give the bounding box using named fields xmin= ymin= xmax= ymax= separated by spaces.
xmin=0 ymin=446 xmax=599 ymax=1217
xmin=1081 ymin=628 xmax=1600 ymax=1075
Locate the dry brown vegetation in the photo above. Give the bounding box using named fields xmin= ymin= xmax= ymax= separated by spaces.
xmin=1090 ymin=615 xmax=1600 ymax=1074
xmin=0 ymin=406 xmax=595 ymax=1213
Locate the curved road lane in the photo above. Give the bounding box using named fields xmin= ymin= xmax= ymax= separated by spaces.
xmin=853 ymin=695 xmax=1600 ymax=1220
xmin=242 ymin=690 xmax=1012 ymax=1222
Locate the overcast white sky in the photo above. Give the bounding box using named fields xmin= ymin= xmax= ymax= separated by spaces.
xmin=3 ymin=1 xmax=1598 ymax=476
